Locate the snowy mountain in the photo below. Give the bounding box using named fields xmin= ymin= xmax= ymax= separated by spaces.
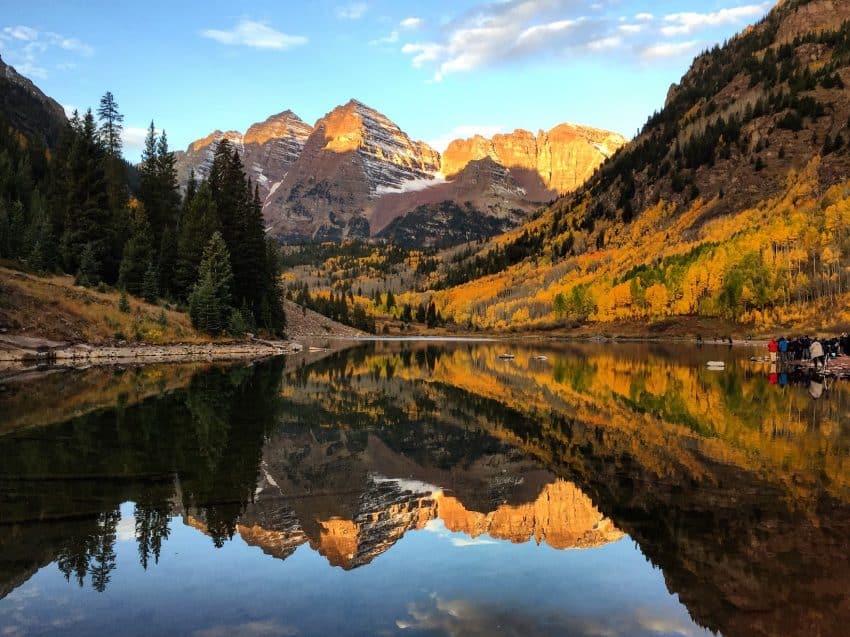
xmin=176 ymin=100 xmax=625 ymax=245
xmin=264 ymin=99 xmax=442 ymax=241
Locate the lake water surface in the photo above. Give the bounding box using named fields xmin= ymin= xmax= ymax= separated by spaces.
xmin=1 ymin=341 xmax=848 ymax=637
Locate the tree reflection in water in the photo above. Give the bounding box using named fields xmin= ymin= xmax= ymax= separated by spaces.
xmin=0 ymin=341 xmax=848 ymax=637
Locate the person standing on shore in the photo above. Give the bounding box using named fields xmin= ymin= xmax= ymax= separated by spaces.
xmin=778 ymin=336 xmax=788 ymax=362
xmin=768 ymin=337 xmax=778 ymax=363
xmin=810 ymin=338 xmax=825 ymax=371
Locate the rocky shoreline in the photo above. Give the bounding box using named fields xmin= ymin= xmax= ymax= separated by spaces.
xmin=0 ymin=333 xmax=299 ymax=367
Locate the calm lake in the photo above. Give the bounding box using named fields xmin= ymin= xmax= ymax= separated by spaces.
xmin=1 ymin=341 xmax=848 ymax=637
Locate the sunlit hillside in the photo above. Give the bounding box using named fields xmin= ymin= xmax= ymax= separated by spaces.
xmin=410 ymin=0 xmax=850 ymax=333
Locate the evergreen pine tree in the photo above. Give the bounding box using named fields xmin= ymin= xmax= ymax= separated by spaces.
xmin=95 ymin=94 xmax=130 ymax=283
xmin=174 ymin=181 xmax=218 ymax=300
xmin=142 ymin=260 xmax=158 ymax=303
xmin=189 ymin=232 xmax=233 ymax=334
xmin=29 ymin=213 xmax=55 ymax=272
xmin=260 ymin=237 xmax=286 ymax=333
xmin=426 ymin=301 xmax=438 ymax=328
xmin=61 ymin=110 xmax=111 ymax=284
xmin=97 ymin=91 xmax=124 ymax=157
xmin=118 ymin=290 xmax=130 ymax=313
xmin=76 ymin=242 xmax=100 ymax=286
xmin=118 ymin=206 xmax=154 ymax=296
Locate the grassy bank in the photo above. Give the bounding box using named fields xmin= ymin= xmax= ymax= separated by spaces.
xmin=0 ymin=265 xmax=210 ymax=345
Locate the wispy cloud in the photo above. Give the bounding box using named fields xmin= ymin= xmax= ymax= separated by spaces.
xmin=371 ymin=16 xmax=424 ymax=46
xmin=450 ymin=537 xmax=498 ymax=547
xmin=370 ymin=31 xmax=399 ymax=46
xmin=192 ymin=621 xmax=297 ymax=637
xmin=400 ymin=17 xmax=423 ymax=30
xmin=640 ymin=40 xmax=700 ymax=59
xmin=3 ymin=25 xmax=38 ymax=41
xmin=336 ymin=3 xmax=368 ymax=20
xmin=396 ymin=1 xmax=772 ymax=80
xmin=201 ymin=19 xmax=307 ymax=50
xmin=123 ymin=126 xmax=160 ymax=150
xmin=0 ymin=25 xmax=93 ymax=78
xmin=661 ymin=4 xmax=770 ymax=36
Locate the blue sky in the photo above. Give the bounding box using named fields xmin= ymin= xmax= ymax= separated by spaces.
xmin=0 ymin=1 xmax=773 ymax=161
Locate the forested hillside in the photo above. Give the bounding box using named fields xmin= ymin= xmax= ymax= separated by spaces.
xmin=421 ymin=0 xmax=850 ymax=332
xmin=0 ymin=84 xmax=285 ymax=338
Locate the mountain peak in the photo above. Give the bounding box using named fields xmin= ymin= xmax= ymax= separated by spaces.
xmin=268 ymin=109 xmax=304 ymax=122
xmin=188 ymin=129 xmax=240 ymax=153
xmin=344 ymin=98 xmax=370 ymax=109
xmin=244 ymin=110 xmax=312 ymax=146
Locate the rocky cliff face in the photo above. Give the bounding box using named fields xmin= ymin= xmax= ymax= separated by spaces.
xmin=243 ymin=111 xmax=313 ymax=201
xmin=234 ymin=473 xmax=621 ymax=570
xmin=441 ymin=125 xmax=626 ymax=197
xmin=0 ymin=54 xmax=67 ymax=147
xmin=174 ymin=130 xmax=242 ymax=184
xmin=437 ymin=480 xmax=624 ymax=550
xmin=371 ymin=157 xmax=533 ymax=243
xmin=264 ymin=99 xmax=442 ymax=242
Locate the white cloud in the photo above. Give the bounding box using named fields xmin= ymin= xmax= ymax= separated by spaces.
xmin=586 ymin=35 xmax=622 ymax=51
xmin=55 ymin=36 xmax=94 ymax=56
xmin=201 ymin=19 xmax=307 ymax=50
xmin=395 ymin=1 xmax=771 ymax=78
xmin=516 ymin=19 xmax=581 ymax=47
xmin=641 ymin=40 xmax=700 ymax=59
xmin=116 ymin=514 xmax=137 ymax=542
xmin=400 ymin=17 xmax=423 ymax=30
xmin=398 ymin=1 xmax=627 ymax=80
xmin=450 ymin=536 xmax=497 ymax=547
xmin=427 ymin=124 xmax=505 ymax=153
xmin=336 ymin=3 xmax=368 ymax=20
xmin=14 ymin=61 xmax=48 ymax=79
xmin=402 ymin=42 xmax=443 ymax=68
xmin=371 ymin=16 xmax=423 ymax=46
xmin=369 ymin=30 xmax=399 ymax=46
xmin=122 ymin=126 xmax=160 ymax=150
xmin=619 ymin=24 xmax=644 ymax=34
xmin=0 ymin=25 xmax=93 ymax=79
xmin=661 ymin=4 xmax=770 ymax=36
xmin=192 ymin=621 xmax=297 ymax=637
xmin=3 ymin=25 xmax=38 ymax=41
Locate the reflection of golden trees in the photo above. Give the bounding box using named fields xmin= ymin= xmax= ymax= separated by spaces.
xmin=293 ymin=343 xmax=850 ymax=503
xmin=0 ymin=363 xmax=211 ymax=434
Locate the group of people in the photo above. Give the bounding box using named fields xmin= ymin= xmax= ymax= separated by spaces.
xmin=767 ymin=335 xmax=850 ymax=370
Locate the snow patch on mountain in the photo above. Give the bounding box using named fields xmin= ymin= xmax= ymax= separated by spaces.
xmin=374 ymin=174 xmax=445 ymax=196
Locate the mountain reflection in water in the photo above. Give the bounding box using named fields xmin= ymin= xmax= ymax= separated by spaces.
xmin=1 ymin=341 xmax=848 ymax=637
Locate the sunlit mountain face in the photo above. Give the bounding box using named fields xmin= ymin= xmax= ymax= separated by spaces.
xmin=1 ymin=341 xmax=849 ymax=637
